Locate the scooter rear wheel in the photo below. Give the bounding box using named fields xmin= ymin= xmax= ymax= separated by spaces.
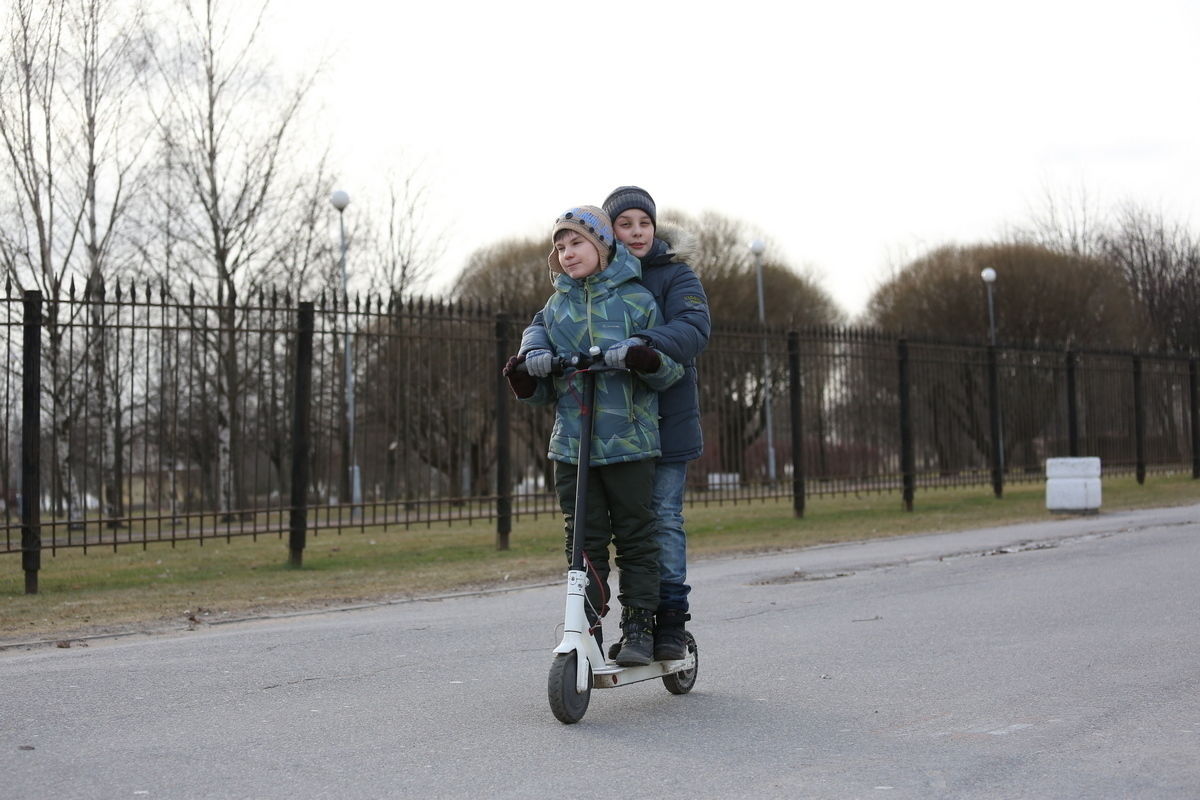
xmin=662 ymin=632 xmax=698 ymax=695
xmin=548 ymin=652 xmax=591 ymax=724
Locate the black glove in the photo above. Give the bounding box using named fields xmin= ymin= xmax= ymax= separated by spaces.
xmin=502 ymin=355 xmax=538 ymax=399
xmin=623 ymin=345 xmax=661 ymax=373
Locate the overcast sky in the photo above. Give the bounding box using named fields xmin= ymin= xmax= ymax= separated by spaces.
xmin=271 ymin=0 xmax=1200 ymax=317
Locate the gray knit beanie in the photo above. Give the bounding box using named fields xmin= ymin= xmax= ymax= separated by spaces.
xmin=602 ymin=185 xmax=656 ymax=227
xmin=547 ymin=205 xmax=614 ymax=273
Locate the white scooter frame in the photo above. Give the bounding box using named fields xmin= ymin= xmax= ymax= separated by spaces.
xmin=536 ymin=347 xmax=698 ymax=724
xmin=554 ymin=568 xmax=697 ymax=691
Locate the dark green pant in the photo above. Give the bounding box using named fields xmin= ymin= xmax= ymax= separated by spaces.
xmin=554 ymin=459 xmax=660 ymax=614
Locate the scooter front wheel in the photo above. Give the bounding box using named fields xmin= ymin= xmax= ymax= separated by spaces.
xmin=548 ymin=652 xmax=591 ymax=724
xmin=662 ymin=632 xmax=699 ymax=695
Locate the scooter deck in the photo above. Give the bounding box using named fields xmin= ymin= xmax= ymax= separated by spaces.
xmin=591 ymin=653 xmax=697 ymax=689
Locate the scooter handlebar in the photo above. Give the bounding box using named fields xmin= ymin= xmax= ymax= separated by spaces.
xmin=514 ymin=347 xmax=612 ymax=375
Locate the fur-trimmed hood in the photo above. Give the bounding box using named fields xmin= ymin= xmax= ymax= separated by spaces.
xmin=650 ymin=222 xmax=701 ymax=267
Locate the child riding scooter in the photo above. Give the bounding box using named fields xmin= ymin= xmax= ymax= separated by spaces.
xmin=501 ymin=205 xmax=698 ymax=723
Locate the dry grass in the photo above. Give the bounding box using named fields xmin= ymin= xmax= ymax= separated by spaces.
xmin=2 ymin=473 xmax=1196 ymax=646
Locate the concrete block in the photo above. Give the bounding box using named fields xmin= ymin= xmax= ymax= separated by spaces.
xmin=1046 ymin=458 xmax=1102 ymax=513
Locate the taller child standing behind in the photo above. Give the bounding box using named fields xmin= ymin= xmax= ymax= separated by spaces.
xmin=521 ymin=187 xmax=710 ymax=661
xmin=503 ymin=205 xmax=683 ymax=666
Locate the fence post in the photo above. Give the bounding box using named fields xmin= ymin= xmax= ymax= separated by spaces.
xmin=1066 ymin=349 xmax=1079 ymax=457
xmin=21 ymin=291 xmax=42 ymax=595
xmin=495 ymin=314 xmax=512 ymax=550
xmin=897 ymin=338 xmax=914 ymax=511
xmin=987 ymin=344 xmax=1004 ymax=498
xmin=1133 ymin=355 xmax=1145 ymax=485
xmin=1190 ymin=358 xmax=1199 ymax=480
xmin=288 ymin=302 xmax=315 ymax=568
xmin=786 ymin=332 xmax=805 ymax=518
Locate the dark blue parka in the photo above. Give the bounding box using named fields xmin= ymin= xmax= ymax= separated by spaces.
xmin=521 ymin=223 xmax=710 ymax=463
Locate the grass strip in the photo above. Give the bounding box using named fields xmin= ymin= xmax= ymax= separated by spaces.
xmin=1 ymin=474 xmax=1195 ymax=644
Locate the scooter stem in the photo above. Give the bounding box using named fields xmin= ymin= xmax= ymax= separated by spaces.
xmin=568 ymin=365 xmax=597 ymax=572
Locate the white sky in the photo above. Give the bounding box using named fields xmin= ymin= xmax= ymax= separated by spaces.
xmin=270 ymin=0 xmax=1200 ymax=317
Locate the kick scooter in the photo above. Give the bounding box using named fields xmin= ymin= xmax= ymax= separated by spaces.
xmin=529 ymin=347 xmax=698 ymax=724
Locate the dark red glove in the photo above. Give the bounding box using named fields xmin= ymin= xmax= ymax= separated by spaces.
xmin=502 ymin=355 xmax=538 ymax=399
xmin=624 ymin=345 xmax=661 ymax=373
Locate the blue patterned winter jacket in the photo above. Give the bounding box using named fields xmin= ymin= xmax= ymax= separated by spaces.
xmin=521 ymin=243 xmax=683 ymax=466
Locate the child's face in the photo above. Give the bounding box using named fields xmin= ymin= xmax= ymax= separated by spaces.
xmin=555 ymin=232 xmax=602 ymax=279
xmin=614 ymin=210 xmax=655 ymax=259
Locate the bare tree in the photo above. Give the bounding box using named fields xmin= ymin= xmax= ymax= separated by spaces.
xmin=69 ymin=0 xmax=152 ymax=524
xmin=662 ymin=210 xmax=843 ymax=478
xmin=862 ymin=241 xmax=1142 ymax=474
xmin=146 ymin=0 xmax=324 ymax=517
xmin=1012 ymin=182 xmax=1107 ymax=259
xmin=0 ymin=1 xmax=80 ymax=520
xmin=364 ymin=167 xmax=444 ymax=299
xmin=863 ymin=242 xmax=1138 ymax=349
xmin=1099 ymin=204 xmax=1200 ymax=353
xmin=454 ymin=235 xmax=551 ymax=316
xmin=0 ymin=0 xmax=148 ymax=524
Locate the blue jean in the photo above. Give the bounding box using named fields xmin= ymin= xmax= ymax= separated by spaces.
xmin=653 ymin=461 xmax=690 ymax=612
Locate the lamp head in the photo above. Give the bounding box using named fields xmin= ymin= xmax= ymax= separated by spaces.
xmin=330 ymin=189 xmax=350 ymax=212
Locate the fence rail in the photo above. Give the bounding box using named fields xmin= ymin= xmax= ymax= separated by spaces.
xmin=3 ymin=286 xmax=1197 ymax=592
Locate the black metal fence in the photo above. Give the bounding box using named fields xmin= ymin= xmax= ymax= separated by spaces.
xmin=3 ymin=285 xmax=1198 ymax=591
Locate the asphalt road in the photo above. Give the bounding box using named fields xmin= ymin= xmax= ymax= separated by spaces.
xmin=3 ymin=503 xmax=1198 ymax=799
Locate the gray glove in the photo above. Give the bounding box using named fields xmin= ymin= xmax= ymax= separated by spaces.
xmin=604 ymin=337 xmax=646 ymax=369
xmin=523 ymin=349 xmax=554 ymax=378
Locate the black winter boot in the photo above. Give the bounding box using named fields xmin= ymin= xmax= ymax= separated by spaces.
xmin=653 ymin=609 xmax=691 ymax=661
xmin=614 ymin=607 xmax=655 ymax=666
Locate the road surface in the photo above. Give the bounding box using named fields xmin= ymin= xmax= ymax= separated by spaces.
xmin=2 ymin=503 xmax=1198 ymax=799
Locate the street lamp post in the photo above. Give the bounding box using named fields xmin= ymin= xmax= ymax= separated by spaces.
xmin=981 ymin=266 xmax=1004 ymax=493
xmin=750 ymin=239 xmax=776 ymax=484
xmin=980 ymin=267 xmax=997 ymax=346
xmin=330 ymin=189 xmax=362 ymax=518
